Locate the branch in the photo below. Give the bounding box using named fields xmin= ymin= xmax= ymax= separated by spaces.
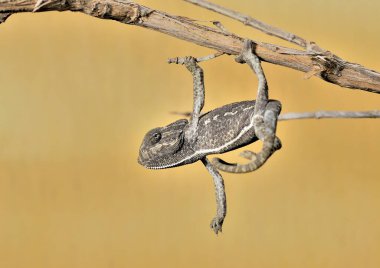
xmin=1 ymin=0 xmax=380 ymax=93
xmin=185 ymin=0 xmax=322 ymax=52
xmin=171 ymin=110 xmax=380 ymax=121
xmin=278 ymin=110 xmax=380 ymax=121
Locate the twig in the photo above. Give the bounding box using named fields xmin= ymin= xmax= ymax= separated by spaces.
xmin=184 ymin=0 xmax=324 ymax=52
xmin=0 ymin=0 xmax=379 ymax=93
xmin=278 ymin=110 xmax=380 ymax=121
xmin=171 ymin=110 xmax=380 ymax=121
xmin=167 ymin=51 xmax=225 ymax=64
xmin=211 ymin=21 xmax=230 ymax=34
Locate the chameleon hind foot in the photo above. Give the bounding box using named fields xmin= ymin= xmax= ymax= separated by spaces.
xmin=210 ymin=216 xmax=224 ymax=234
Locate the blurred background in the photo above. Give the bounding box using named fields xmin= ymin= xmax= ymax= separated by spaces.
xmin=0 ymin=0 xmax=379 ymax=267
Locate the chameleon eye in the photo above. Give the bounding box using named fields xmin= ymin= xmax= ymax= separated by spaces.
xmin=150 ymin=132 xmax=161 ymax=144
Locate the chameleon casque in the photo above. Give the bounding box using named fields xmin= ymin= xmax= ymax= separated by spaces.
xmin=138 ymin=40 xmax=282 ymax=234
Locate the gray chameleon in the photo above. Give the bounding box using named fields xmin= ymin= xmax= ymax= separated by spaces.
xmin=138 ymin=40 xmax=282 ymax=234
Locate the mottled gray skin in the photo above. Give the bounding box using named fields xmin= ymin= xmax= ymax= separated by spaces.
xmin=138 ymin=40 xmax=282 ymax=234
xmin=138 ymin=100 xmax=273 ymax=168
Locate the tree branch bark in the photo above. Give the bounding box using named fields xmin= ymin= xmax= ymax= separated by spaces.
xmin=171 ymin=110 xmax=380 ymax=121
xmin=278 ymin=110 xmax=380 ymax=121
xmin=0 ymin=0 xmax=380 ymax=94
xmin=185 ymin=0 xmax=309 ymax=50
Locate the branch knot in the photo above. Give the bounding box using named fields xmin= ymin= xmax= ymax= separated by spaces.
xmin=312 ymin=54 xmax=345 ymax=79
xmin=89 ymin=2 xmax=142 ymax=24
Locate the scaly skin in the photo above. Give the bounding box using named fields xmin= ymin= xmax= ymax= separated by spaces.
xmin=138 ymin=40 xmax=282 ymax=234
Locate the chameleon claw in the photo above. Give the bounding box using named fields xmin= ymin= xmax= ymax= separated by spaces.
xmin=184 ymin=56 xmax=197 ymax=63
xmin=167 ymin=56 xmax=197 ymax=65
xmin=167 ymin=56 xmax=199 ymax=73
xmin=183 ymin=56 xmax=198 ymax=72
xmin=210 ymin=216 xmax=224 ymax=234
xmin=235 ymin=39 xmax=255 ymax=64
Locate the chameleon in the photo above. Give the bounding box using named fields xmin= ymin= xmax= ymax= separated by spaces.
xmin=138 ymin=40 xmax=282 ymax=234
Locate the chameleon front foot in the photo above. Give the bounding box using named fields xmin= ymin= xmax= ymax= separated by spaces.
xmin=210 ymin=215 xmax=224 ymax=234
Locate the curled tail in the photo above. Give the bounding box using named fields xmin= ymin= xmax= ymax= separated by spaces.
xmin=212 ymin=136 xmax=281 ymax=173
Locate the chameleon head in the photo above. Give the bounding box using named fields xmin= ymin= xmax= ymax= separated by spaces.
xmin=138 ymin=119 xmax=189 ymax=169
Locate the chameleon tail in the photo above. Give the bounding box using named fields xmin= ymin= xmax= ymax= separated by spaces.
xmin=211 ymin=137 xmax=281 ymax=173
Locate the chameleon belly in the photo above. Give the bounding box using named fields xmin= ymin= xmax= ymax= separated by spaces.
xmin=194 ymin=100 xmax=258 ymax=154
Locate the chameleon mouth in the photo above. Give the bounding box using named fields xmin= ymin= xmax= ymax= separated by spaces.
xmin=145 ymin=166 xmax=164 ymax=170
xmin=139 ymin=156 xmax=185 ymax=170
xmin=137 ymin=155 xmax=177 ymax=170
xmin=143 ymin=162 xmax=178 ymax=170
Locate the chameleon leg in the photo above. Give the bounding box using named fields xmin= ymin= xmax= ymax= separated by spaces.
xmin=243 ymin=100 xmax=282 ymax=171
xmin=212 ymin=39 xmax=281 ymax=173
xmin=170 ymin=56 xmax=205 ymax=143
xmin=236 ymin=39 xmax=268 ymax=116
xmin=201 ymin=157 xmax=226 ymax=234
xmin=212 ymin=101 xmax=282 ymax=173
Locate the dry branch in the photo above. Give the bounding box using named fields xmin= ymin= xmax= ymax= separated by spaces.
xmin=278 ymin=110 xmax=380 ymax=121
xmin=0 ymin=0 xmax=380 ymax=94
xmin=171 ymin=110 xmax=380 ymax=121
xmin=185 ymin=0 xmax=309 ymax=50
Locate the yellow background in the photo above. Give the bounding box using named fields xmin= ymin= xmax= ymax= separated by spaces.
xmin=0 ymin=1 xmax=379 ymax=267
